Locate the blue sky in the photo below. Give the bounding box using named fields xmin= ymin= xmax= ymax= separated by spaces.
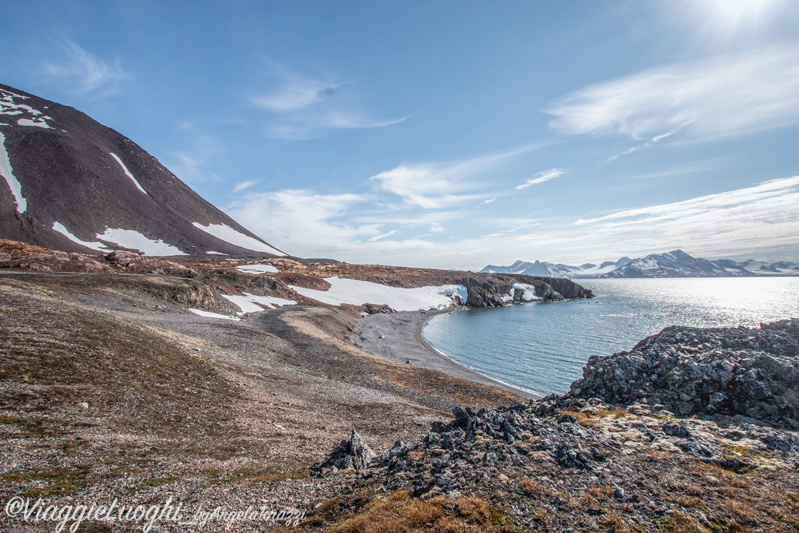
xmin=2 ymin=0 xmax=799 ymax=269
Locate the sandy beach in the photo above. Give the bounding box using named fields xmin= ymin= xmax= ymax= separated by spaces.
xmin=352 ymin=308 xmax=540 ymax=400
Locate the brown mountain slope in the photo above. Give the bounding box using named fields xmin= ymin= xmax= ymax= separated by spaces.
xmin=0 ymin=83 xmax=284 ymax=258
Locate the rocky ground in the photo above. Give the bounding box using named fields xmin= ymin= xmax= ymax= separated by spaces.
xmin=571 ymin=319 xmax=799 ymax=430
xmin=1 ymin=241 xmax=797 ymax=532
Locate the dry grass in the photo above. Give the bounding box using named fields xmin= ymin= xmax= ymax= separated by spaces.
xmin=564 ymin=407 xmax=629 ymax=428
xmin=599 ymin=513 xmax=637 ymax=533
xmin=311 ymin=491 xmax=518 ymax=533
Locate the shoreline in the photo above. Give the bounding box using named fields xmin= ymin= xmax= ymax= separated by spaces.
xmin=353 ymin=307 xmax=541 ymax=400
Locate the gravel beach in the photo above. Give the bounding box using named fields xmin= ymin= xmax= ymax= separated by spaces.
xmin=352 ymin=309 xmax=540 ymax=399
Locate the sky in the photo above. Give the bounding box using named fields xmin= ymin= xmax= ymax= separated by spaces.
xmin=2 ymin=0 xmax=799 ymax=269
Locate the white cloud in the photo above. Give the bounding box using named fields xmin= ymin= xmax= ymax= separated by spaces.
xmin=466 ymin=176 xmax=799 ymax=268
xmin=251 ymin=70 xmax=337 ymax=113
xmin=251 ymin=62 xmax=408 ymax=139
xmin=41 ymin=39 xmax=129 ymax=96
xmin=265 ymin=111 xmax=411 ymax=140
xmin=228 ymin=189 xmax=376 ymax=255
xmin=370 ymin=145 xmax=536 ymax=208
xmin=516 ymin=168 xmax=565 ymax=189
xmin=230 ymin=176 xmax=799 ymax=269
xmin=233 ymin=180 xmax=257 ymax=193
xmin=370 ymin=164 xmax=478 ymax=209
xmin=546 ymin=46 xmax=799 ymax=142
xmin=370 ymin=230 xmax=398 ymax=242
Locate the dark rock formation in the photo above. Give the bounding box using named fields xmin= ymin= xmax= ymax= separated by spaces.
xmin=570 ymin=319 xmax=799 ymax=429
xmin=458 ymin=275 xmax=592 ymax=308
xmin=317 ymin=430 xmax=376 ymax=472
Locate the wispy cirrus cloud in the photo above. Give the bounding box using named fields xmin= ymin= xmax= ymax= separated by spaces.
xmin=546 ymin=46 xmax=799 ymax=143
xmin=251 ymin=67 xmax=338 ymax=113
xmin=516 ymin=168 xmax=565 ymax=189
xmin=400 ymin=175 xmax=799 ymax=269
xmin=41 ymin=38 xmax=129 ymax=96
xmin=229 ymin=175 xmax=799 ymax=269
xmin=232 ymin=180 xmax=258 ymax=193
xmin=370 ymin=144 xmax=538 ymax=209
xmin=250 ymin=61 xmax=409 ymax=139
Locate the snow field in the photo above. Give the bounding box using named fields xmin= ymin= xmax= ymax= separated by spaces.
xmin=288 ymin=277 xmax=468 ymax=312
xmin=222 ymin=292 xmax=297 ymax=314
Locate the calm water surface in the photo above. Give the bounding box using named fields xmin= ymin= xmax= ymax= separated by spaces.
xmin=422 ymin=278 xmax=799 ymax=396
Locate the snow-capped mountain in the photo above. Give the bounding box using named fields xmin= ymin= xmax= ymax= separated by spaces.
xmin=483 ymin=250 xmax=799 ymax=278
xmin=483 ymin=257 xmax=632 ymax=278
xmin=0 ymin=84 xmax=284 ymax=257
xmin=482 ymin=259 xmax=583 ymax=278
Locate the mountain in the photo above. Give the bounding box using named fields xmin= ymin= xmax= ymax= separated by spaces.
xmin=483 ymin=250 xmax=799 ymax=278
xmin=0 ymin=84 xmax=284 ymax=257
xmin=483 ymin=256 xmax=632 ymax=278
xmin=482 ymin=259 xmax=582 ymax=278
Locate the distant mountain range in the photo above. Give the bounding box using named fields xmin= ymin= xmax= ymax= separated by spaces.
xmin=0 ymin=83 xmax=284 ymax=257
xmin=482 ymin=250 xmax=799 ymax=278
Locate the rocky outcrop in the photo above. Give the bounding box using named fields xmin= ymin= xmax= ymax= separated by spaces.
xmin=570 ymin=319 xmax=799 ymax=429
xmin=315 ymin=317 xmax=799 ymax=529
xmin=458 ymin=275 xmax=592 ymax=308
xmin=317 ymin=430 xmax=376 ymax=472
xmin=316 ymin=397 xmax=798 ymax=529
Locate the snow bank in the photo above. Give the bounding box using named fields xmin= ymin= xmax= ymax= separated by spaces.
xmin=289 ymin=277 xmax=468 ymax=312
xmin=52 ymin=222 xmax=186 ymax=256
xmin=52 ymin=222 xmax=109 ymax=252
xmin=110 ymin=153 xmax=147 ymax=194
xmin=1 ymin=88 xmax=52 ymax=129
xmin=236 ymin=264 xmax=279 ymax=274
xmin=96 ymin=228 xmax=186 ymax=256
xmin=511 ymin=283 xmax=540 ymax=302
xmin=0 ymin=132 xmax=26 ymax=213
xmin=189 ymin=309 xmax=241 ymax=321
xmin=222 ymin=292 xmax=296 ymax=314
xmin=192 ymin=222 xmax=285 ymax=256
xmin=16 ymin=118 xmax=51 ymax=129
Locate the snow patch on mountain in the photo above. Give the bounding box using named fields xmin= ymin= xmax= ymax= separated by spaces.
xmin=110 ymin=153 xmax=147 ymax=194
xmin=16 ymin=118 xmax=51 ymax=129
xmin=96 ymin=228 xmax=186 ymax=256
xmin=236 ymin=264 xmax=279 ymax=274
xmin=222 ymin=292 xmax=296 ymax=314
xmin=52 ymin=222 xmax=108 ymax=252
xmin=192 ymin=222 xmax=285 ymax=256
xmin=52 ymin=222 xmax=186 ymax=256
xmin=1 ymin=88 xmax=52 ymax=129
xmin=289 ymin=277 xmax=467 ymax=311
xmin=0 ymin=132 xmax=26 ymax=213
xmin=189 ymin=309 xmax=241 ymax=321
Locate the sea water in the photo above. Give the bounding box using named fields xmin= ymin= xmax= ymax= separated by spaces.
xmin=422 ymin=278 xmax=799 ymax=396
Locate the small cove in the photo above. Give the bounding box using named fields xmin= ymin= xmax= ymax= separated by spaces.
xmin=422 ymin=277 xmax=799 ymax=396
